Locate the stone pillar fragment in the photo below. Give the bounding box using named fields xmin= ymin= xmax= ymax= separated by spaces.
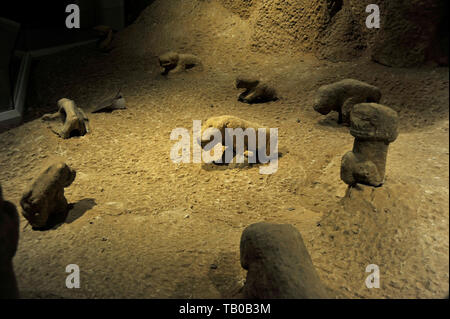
xmin=341 ymin=103 xmax=398 ymax=187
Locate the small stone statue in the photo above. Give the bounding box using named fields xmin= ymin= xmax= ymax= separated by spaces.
xmin=313 ymin=79 xmax=381 ymax=124
xmin=199 ymin=115 xmax=271 ymax=163
xmin=236 ymin=76 xmax=278 ymax=104
xmin=240 ymin=222 xmax=329 ymax=299
xmin=341 ymin=103 xmax=399 ymax=187
xmin=158 ymin=51 xmax=202 ymax=75
xmin=20 ymin=162 xmax=76 ymax=229
xmin=42 ymin=98 xmax=90 ymax=139
xmin=0 ymin=184 xmax=20 ymax=299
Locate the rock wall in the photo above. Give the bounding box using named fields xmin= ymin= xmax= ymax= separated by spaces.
xmin=371 ymin=0 xmax=448 ymax=67
xmin=115 ymin=0 xmax=448 ymax=67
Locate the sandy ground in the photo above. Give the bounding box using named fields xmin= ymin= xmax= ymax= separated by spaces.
xmin=0 ymin=38 xmax=448 ymax=298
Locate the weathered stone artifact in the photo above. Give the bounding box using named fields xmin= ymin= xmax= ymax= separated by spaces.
xmin=341 ymin=103 xmax=399 ymax=187
xmin=158 ymin=51 xmax=202 ymax=75
xmin=42 ymin=98 xmax=90 ymax=139
xmin=20 ymin=162 xmax=76 ymax=229
xmin=313 ymin=79 xmax=381 ymax=124
xmin=199 ymin=115 xmax=271 ymax=161
xmin=240 ymin=222 xmax=329 ymax=299
xmin=91 ymin=90 xmax=126 ymax=113
xmin=236 ymin=76 xmax=278 ymax=104
xmin=0 ymin=184 xmax=20 ymax=299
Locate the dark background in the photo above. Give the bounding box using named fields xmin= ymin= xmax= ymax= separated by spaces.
xmin=0 ymin=0 xmax=154 ymax=50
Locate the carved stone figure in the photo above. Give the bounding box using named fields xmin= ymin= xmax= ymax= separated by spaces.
xmin=341 ymin=103 xmax=399 ymax=187
xmin=42 ymin=98 xmax=90 ymax=139
xmin=20 ymin=162 xmax=76 ymax=229
xmin=236 ymin=76 xmax=278 ymax=104
xmin=313 ymin=79 xmax=381 ymax=124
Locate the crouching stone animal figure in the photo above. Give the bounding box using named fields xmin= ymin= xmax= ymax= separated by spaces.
xmin=240 ymin=222 xmax=330 ymax=299
xmin=199 ymin=115 xmax=274 ymax=163
xmin=20 ymin=162 xmax=76 ymax=229
xmin=158 ymin=51 xmax=202 ymax=75
xmin=313 ymin=79 xmax=381 ymax=125
xmin=341 ymin=103 xmax=398 ymax=187
xmin=0 ymin=184 xmax=20 ymax=299
xmin=42 ymin=98 xmax=90 ymax=139
xmin=236 ymin=76 xmax=278 ymax=104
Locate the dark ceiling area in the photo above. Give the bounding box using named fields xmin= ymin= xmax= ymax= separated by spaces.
xmin=0 ymin=1 xmax=154 ymax=51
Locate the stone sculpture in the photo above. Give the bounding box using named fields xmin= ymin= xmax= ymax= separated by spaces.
xmin=341 ymin=103 xmax=399 ymax=187
xmin=313 ymin=79 xmax=381 ymax=124
xmin=20 ymin=162 xmax=76 ymax=229
xmin=42 ymin=98 xmax=90 ymax=139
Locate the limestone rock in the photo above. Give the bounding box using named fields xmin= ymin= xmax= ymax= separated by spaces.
xmin=236 ymin=76 xmax=278 ymax=104
xmin=199 ymin=115 xmax=272 ymax=163
xmin=371 ymin=0 xmax=448 ymax=67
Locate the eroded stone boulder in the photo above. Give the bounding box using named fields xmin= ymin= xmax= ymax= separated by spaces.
xmin=20 ymin=162 xmax=76 ymax=229
xmin=341 ymin=103 xmax=398 ymax=187
xmin=313 ymin=79 xmax=381 ymax=124
xmin=371 ymin=0 xmax=448 ymax=67
xmin=240 ymin=222 xmax=329 ymax=299
xmin=0 ymin=184 xmax=20 ymax=299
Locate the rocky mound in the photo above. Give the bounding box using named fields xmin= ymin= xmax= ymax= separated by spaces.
xmin=113 ymin=0 xmax=448 ymax=66
xmin=309 ymin=183 xmax=449 ymax=298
